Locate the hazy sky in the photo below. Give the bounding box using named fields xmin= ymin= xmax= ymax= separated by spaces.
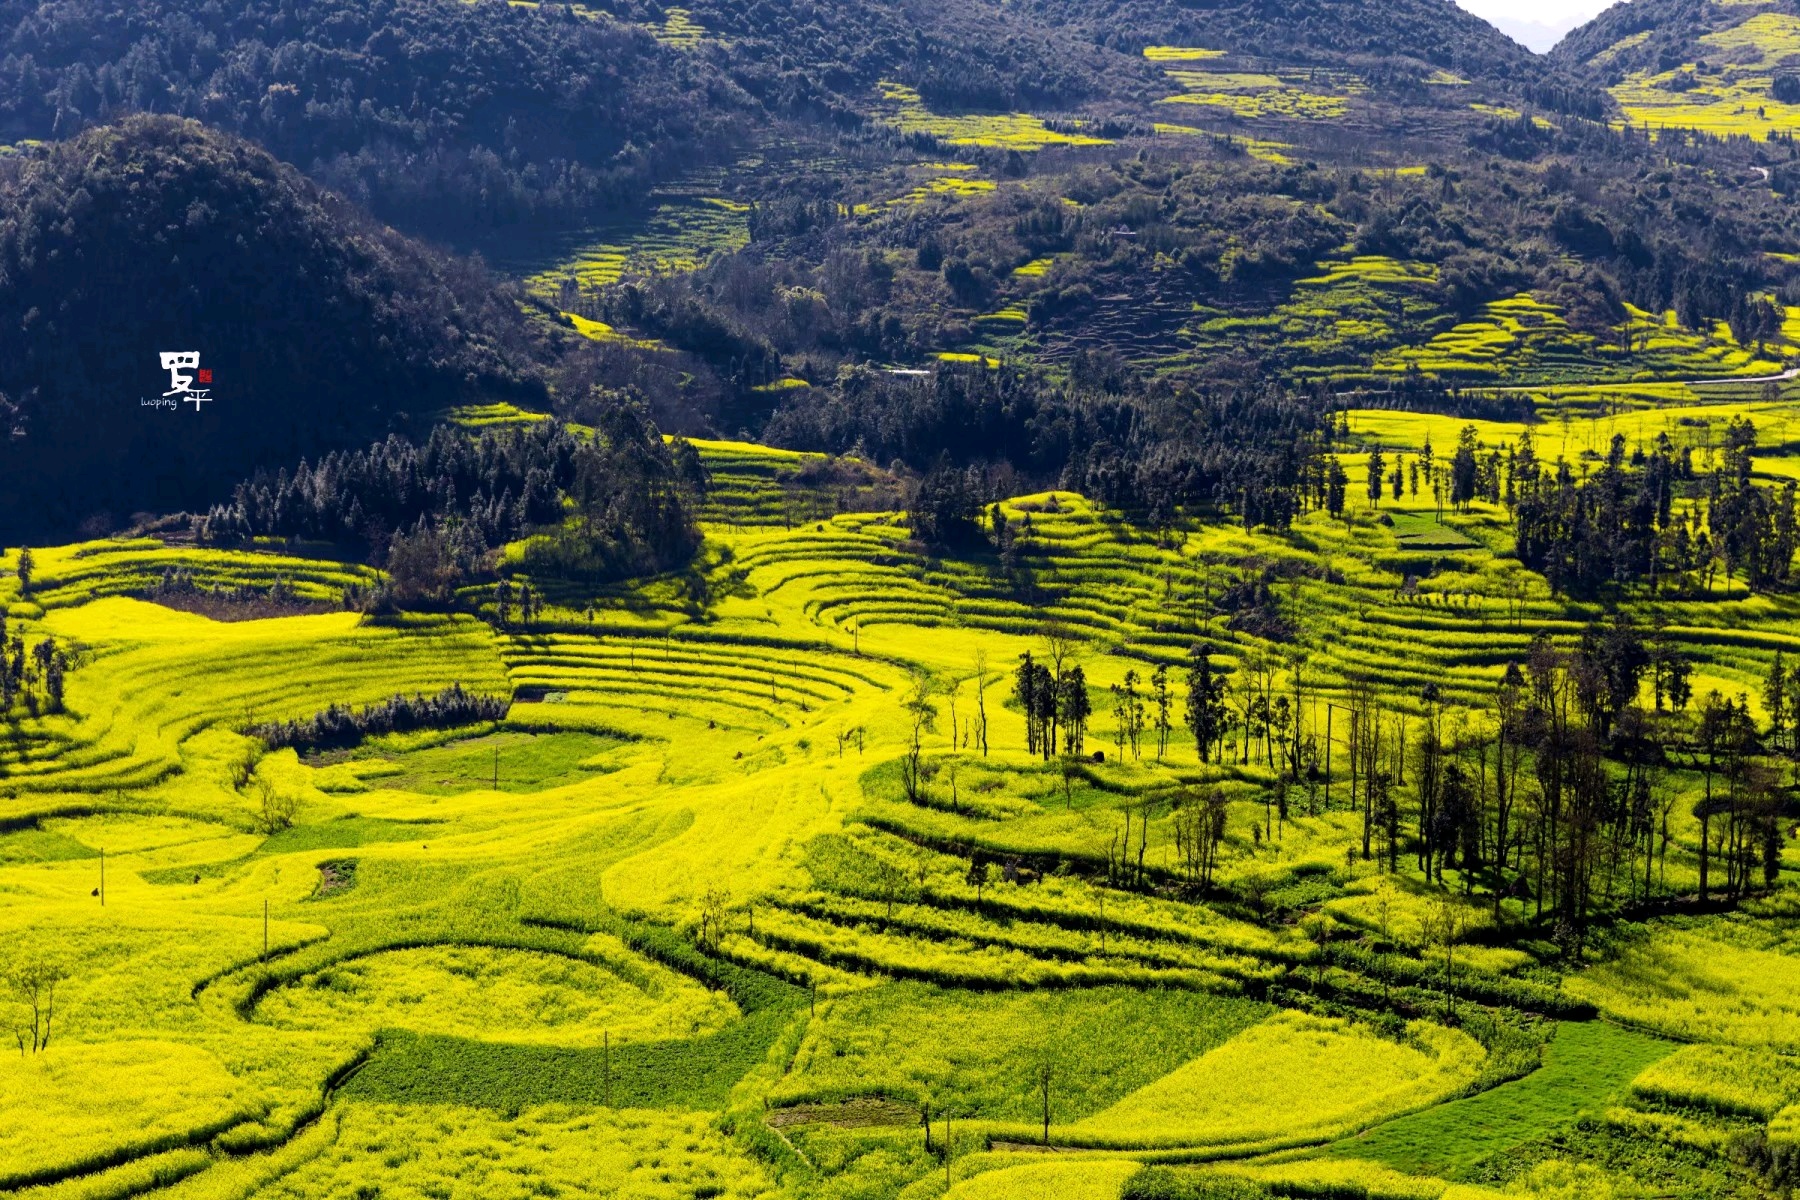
xmin=1454 ymin=0 xmax=1614 ymax=49
xmin=1456 ymin=0 xmax=1610 ymax=25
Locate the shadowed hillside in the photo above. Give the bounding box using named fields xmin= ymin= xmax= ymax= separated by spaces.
xmin=0 ymin=116 xmax=542 ymax=537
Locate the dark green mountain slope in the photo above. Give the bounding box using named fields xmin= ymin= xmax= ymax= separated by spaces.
xmin=0 ymin=116 xmax=541 ymax=538
xmin=0 ymin=0 xmax=755 ymax=238
xmin=0 ymin=0 xmax=1150 ymax=247
xmin=1553 ymin=0 xmax=1720 ymax=74
xmin=1028 ymin=0 xmax=1539 ymax=74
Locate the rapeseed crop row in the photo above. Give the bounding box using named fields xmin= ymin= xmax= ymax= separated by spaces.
xmin=5 ymin=432 xmax=1800 ymax=1199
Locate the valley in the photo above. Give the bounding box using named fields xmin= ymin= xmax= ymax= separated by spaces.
xmin=8 ymin=0 xmax=1800 ymax=1197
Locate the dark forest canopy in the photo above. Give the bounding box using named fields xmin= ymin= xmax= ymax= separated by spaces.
xmin=0 ymin=0 xmax=754 ymax=237
xmin=0 ymin=0 xmax=1147 ymax=241
xmin=0 ymin=116 xmax=542 ymax=540
xmin=1019 ymin=0 xmax=1540 ymax=78
xmin=773 ymin=364 xmax=1336 ymax=530
xmin=657 ymin=0 xmax=1147 ymax=113
xmin=1510 ymin=421 xmax=1800 ymax=599
xmin=199 ymin=411 xmax=706 ymax=596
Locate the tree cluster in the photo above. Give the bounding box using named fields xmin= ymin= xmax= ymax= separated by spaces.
xmin=249 ymin=684 xmax=509 ymax=753
xmin=199 ymin=412 xmax=704 ymax=597
xmin=784 ymin=365 xmax=1334 ymax=531
xmin=1512 ymin=420 xmax=1798 ymax=597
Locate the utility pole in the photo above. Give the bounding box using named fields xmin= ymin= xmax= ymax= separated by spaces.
xmin=945 ymin=1112 xmax=952 ymax=1189
xmin=1325 ymin=704 xmax=1334 ymax=808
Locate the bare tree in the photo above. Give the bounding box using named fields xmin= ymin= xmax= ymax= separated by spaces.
xmin=699 ymin=886 xmax=731 ymax=951
xmin=1035 ymin=1060 xmax=1054 ymax=1145
xmin=900 ymin=676 xmax=938 ymax=803
xmin=972 ymin=650 xmax=991 ymax=757
xmin=875 ymin=857 xmax=907 ymax=920
xmin=7 ymin=955 xmax=68 ymax=1055
xmin=1172 ymin=788 xmax=1229 ymax=891
xmin=1300 ymin=912 xmax=1335 ymax=991
xmin=1059 ymin=754 xmax=1080 ymax=809
xmin=253 ymin=777 xmax=299 ymax=835
xmin=1425 ymin=896 xmax=1467 ymax=1018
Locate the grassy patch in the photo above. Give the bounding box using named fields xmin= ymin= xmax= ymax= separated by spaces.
xmin=1318 ymin=1020 xmax=1674 ymax=1176
xmin=0 ymin=825 xmax=98 ymax=864
xmin=342 ymin=1005 xmax=796 ymax=1110
xmin=773 ymin=982 xmax=1267 ymax=1121
xmin=257 ymin=815 xmax=442 ymax=854
xmin=320 ymin=730 xmax=628 ymax=796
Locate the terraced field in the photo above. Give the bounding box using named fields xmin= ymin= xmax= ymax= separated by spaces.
xmin=1183 ymin=261 xmax=1797 ymax=386
xmin=4 ymin=430 xmax=1800 ymax=1200
xmin=1155 ymin=64 xmax=1365 ymax=121
xmin=872 ymin=83 xmax=1112 ymax=151
xmin=1601 ymin=11 xmax=1800 ymax=139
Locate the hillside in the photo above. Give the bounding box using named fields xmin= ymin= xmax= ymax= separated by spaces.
xmin=0 ymin=0 xmax=756 ymax=238
xmin=0 ymin=0 xmax=1149 ymax=247
xmin=0 ymin=116 xmax=542 ymax=537
xmin=1556 ymin=0 xmax=1800 ymax=141
xmin=1024 ymin=0 xmax=1538 ymax=74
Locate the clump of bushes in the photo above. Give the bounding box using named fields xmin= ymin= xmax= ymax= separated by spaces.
xmin=250 ymin=684 xmax=508 ymax=752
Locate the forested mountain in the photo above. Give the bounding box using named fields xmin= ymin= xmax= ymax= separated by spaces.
xmin=0 ymin=115 xmax=541 ymax=538
xmin=7 ymin=0 xmax=1800 ymax=538
xmin=1554 ymin=0 xmax=1735 ymax=73
xmin=647 ymin=0 xmax=1149 ymax=113
xmin=586 ymin=120 xmax=1798 ymax=459
xmin=1021 ymin=0 xmax=1538 ymax=75
xmin=0 ymin=0 xmax=754 ymax=237
xmin=0 ymin=0 xmax=1149 ymax=242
